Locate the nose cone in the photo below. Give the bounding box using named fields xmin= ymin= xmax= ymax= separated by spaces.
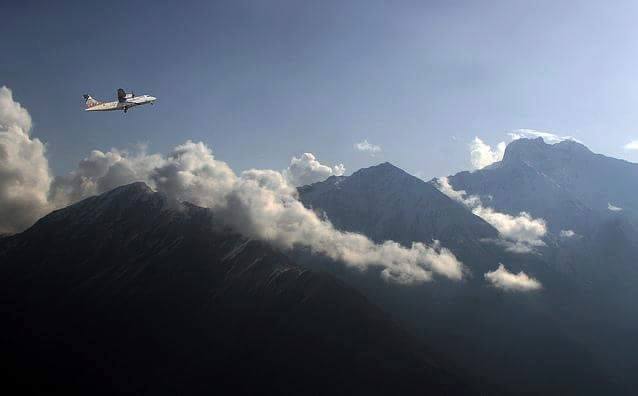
xmin=148 ymin=96 xmax=157 ymax=102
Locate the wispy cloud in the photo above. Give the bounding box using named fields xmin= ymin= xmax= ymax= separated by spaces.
xmin=509 ymin=129 xmax=581 ymax=144
xmin=608 ymin=203 xmax=623 ymax=212
xmin=354 ymin=139 xmax=382 ymax=155
xmin=484 ymin=264 xmax=542 ymax=292
xmin=436 ymin=177 xmax=547 ymax=254
xmin=623 ymin=140 xmax=638 ymax=151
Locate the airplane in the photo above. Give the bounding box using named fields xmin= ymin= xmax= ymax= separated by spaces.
xmin=83 ymin=88 xmax=156 ymax=113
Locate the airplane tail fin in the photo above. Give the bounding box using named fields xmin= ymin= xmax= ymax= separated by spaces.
xmin=83 ymin=94 xmax=99 ymax=109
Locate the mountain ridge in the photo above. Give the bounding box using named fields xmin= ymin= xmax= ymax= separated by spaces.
xmin=299 ymin=161 xmax=499 ymax=261
xmin=295 ymin=158 xmax=616 ymax=394
xmin=453 ymin=138 xmax=638 ymax=224
xmin=0 ymin=182 xmax=476 ymax=395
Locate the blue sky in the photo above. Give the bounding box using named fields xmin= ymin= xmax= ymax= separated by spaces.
xmin=3 ymin=0 xmax=638 ymax=179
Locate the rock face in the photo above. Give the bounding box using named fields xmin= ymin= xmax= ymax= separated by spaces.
xmin=300 ymin=162 xmax=497 ymax=244
xmin=299 ymin=162 xmax=500 ymax=272
xmin=449 ymin=137 xmax=638 ymax=233
xmin=501 ymin=138 xmax=637 ymax=214
xmin=0 ymin=183 xmax=473 ymax=395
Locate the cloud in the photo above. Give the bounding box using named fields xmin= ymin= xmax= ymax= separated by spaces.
xmin=0 ymin=86 xmax=465 ymax=285
xmin=608 ymin=203 xmax=623 ymax=212
xmin=623 ymin=140 xmax=638 ymax=151
xmin=148 ymin=144 xmax=464 ymax=284
xmin=146 ymin=140 xmax=237 ymax=209
xmin=559 ymin=229 xmax=576 ymax=238
xmin=354 ymin=139 xmax=381 ymax=155
xmin=0 ymin=87 xmax=54 ymax=234
xmin=484 ymin=264 xmax=542 ymax=292
xmin=0 ymin=87 xmax=32 ymax=132
xmin=435 ymin=177 xmax=481 ymax=207
xmin=469 ymin=137 xmax=506 ymax=169
xmin=50 ymin=146 xmax=165 ymax=206
xmin=473 ymin=207 xmax=547 ymax=253
xmin=509 ymin=129 xmax=580 ymax=144
xmin=284 ymin=152 xmax=345 ymax=186
xmin=435 ymin=177 xmax=547 ymax=253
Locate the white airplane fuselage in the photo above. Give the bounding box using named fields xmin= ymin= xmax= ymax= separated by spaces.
xmin=85 ymin=94 xmax=157 ymax=112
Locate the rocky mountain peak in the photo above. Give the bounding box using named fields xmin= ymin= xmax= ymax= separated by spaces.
xmin=502 ymin=137 xmax=591 ymax=166
xmin=350 ymin=161 xmax=409 ymax=179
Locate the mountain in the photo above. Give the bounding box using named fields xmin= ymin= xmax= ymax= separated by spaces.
xmin=449 ymin=137 xmax=638 ymax=233
xmin=299 ymin=162 xmax=500 ymax=271
xmin=0 ymin=183 xmax=474 ymax=395
xmin=447 ymin=137 xmax=638 ymax=306
xmin=445 ymin=138 xmax=638 ymax=390
xmin=296 ymin=162 xmax=614 ymax=394
xmin=502 ymin=138 xmax=638 ymax=214
xmin=300 ymin=162 xmax=497 ymax=245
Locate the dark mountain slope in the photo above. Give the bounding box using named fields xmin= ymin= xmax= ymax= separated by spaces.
xmin=447 ymin=138 xmax=638 ymax=298
xmin=296 ymin=163 xmax=612 ymax=395
xmin=444 ymin=138 xmax=638 ymax=392
xmin=0 ymin=183 xmax=473 ymax=395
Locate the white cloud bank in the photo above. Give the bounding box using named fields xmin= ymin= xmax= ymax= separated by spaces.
xmin=283 ymin=152 xmax=345 ymax=186
xmin=436 ymin=177 xmax=547 ymax=254
xmin=50 ymin=146 xmax=165 ymax=206
xmin=0 ymin=86 xmax=465 ymax=285
xmin=484 ymin=264 xmax=542 ymax=292
xmin=0 ymin=87 xmax=54 ymax=233
xmin=470 ymin=137 xmax=506 ymax=170
xmin=354 ymin=139 xmax=381 ymax=155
